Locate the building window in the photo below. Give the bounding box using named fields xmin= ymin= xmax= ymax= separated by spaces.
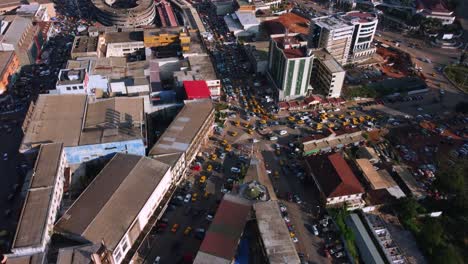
xmin=66 ymin=87 xmax=71 ymax=90
xmin=79 ymin=86 xmax=84 ymax=89
xmin=121 ymin=239 xmax=129 ymax=252
xmin=114 ymin=252 xmax=122 ymax=263
xmin=72 ymin=86 xmax=77 ymax=90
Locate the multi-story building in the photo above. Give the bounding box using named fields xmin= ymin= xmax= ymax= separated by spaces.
xmin=0 ymin=51 xmax=19 ymax=94
xmin=55 ymin=68 xmax=89 ymax=94
xmin=416 ymin=0 xmax=456 ymax=25
xmin=11 ymin=143 xmax=66 ymax=257
xmin=149 ymin=99 xmax=214 ymax=182
xmin=55 ymin=153 xmax=173 ymax=264
xmin=16 ymin=3 xmax=49 ymax=21
xmin=309 ymin=16 xmax=354 ymax=65
xmin=173 ymin=55 xmax=221 ymax=98
xmin=143 ymin=27 xmax=190 ymax=52
xmin=70 ymin=36 xmax=99 ymax=59
xmin=305 ymin=153 xmax=365 ymax=209
xmin=20 ymin=94 xmax=147 ymax=171
xmin=0 ymin=16 xmax=44 ymax=65
xmin=88 ymin=0 xmax=156 ymax=27
xmin=311 ymin=49 xmax=345 ymax=98
xmin=342 ymin=11 xmax=378 ymax=63
xmin=104 ymin=31 xmax=145 ymax=58
xmin=267 ymin=33 xmax=314 ymax=101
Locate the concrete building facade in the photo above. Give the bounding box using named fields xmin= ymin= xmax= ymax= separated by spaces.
xmin=309 ymin=16 xmax=354 ymax=65
xmin=268 ymin=33 xmax=314 ymax=101
xmin=11 ymin=143 xmax=66 ymax=257
xmin=311 ymin=49 xmax=345 ymax=98
xmin=343 ymin=11 xmax=378 ymax=63
xmin=55 ymin=154 xmax=173 ymax=264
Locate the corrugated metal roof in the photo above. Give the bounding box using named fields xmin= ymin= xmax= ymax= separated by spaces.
xmin=195 ymin=195 xmax=251 ymax=263
xmin=56 ymin=153 xmax=171 ymax=251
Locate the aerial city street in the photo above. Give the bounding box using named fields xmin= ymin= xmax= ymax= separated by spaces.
xmin=0 ymin=0 xmax=467 ymax=264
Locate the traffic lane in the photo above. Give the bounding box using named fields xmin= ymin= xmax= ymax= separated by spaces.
xmin=286 ymin=202 xmax=331 ymax=264
xmin=0 ymin=112 xmax=27 ymax=241
xmin=144 ymin=190 xmax=221 ymax=263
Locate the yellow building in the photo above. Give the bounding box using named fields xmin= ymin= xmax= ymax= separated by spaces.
xmin=144 ymin=28 xmax=190 ymax=51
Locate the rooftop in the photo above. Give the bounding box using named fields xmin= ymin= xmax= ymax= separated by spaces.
xmin=313 ymin=15 xmax=353 ymax=30
xmin=79 ymin=97 xmax=145 ymax=145
xmin=149 ymin=99 xmax=213 ymax=156
xmin=57 ymin=68 xmax=86 ymax=86
xmin=13 ymin=188 xmax=53 ymax=249
xmin=188 ymin=55 xmax=217 ymax=80
xmin=195 ymin=194 xmax=251 ymax=263
xmin=272 ymin=34 xmax=310 ymax=59
xmin=343 ymin=11 xmax=378 ymax=23
xmin=12 ymin=143 xmax=63 ymax=250
xmin=0 ymin=16 xmax=31 ymax=46
xmin=0 ymin=51 xmax=14 ymax=75
xmin=392 ymin=165 xmax=425 ymax=199
xmin=30 ymin=143 xmax=63 ymax=188
xmin=305 ymin=153 xmax=364 ymax=198
xmin=6 ymin=253 xmax=45 ymax=264
xmin=313 ymin=49 xmax=344 ymax=73
xmin=104 ymin=31 xmax=144 ymax=44
xmin=356 ymin=159 xmax=396 ymax=190
xmin=235 ymin=10 xmax=259 ymax=26
xmin=57 ymin=244 xmax=104 ymax=264
xmin=184 ymin=80 xmax=211 ymax=99
xmin=20 ymin=95 xmax=145 ymax=152
xmin=253 ymin=201 xmax=300 ymax=264
xmin=55 ymin=153 xmax=171 ymax=251
xmin=266 ymin=12 xmax=309 ymax=35
xmin=90 ymin=0 xmax=154 ymax=14
xmin=21 ymin=94 xmax=87 ymax=151
xmin=71 ymin=36 xmax=99 ymax=54
xmin=416 ymin=0 xmax=452 ymax=13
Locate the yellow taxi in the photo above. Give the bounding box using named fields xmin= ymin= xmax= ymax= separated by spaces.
xmin=192 ymin=193 xmax=198 ymax=202
xmin=206 ymin=165 xmax=212 ymax=172
xmin=297 ymin=120 xmax=304 ymax=125
xmin=231 ymin=131 xmax=238 ymax=137
xmin=184 ymin=227 xmax=192 ymax=235
xmin=248 ymin=129 xmax=253 ymax=135
xmin=199 ymin=175 xmax=207 ymax=184
xmin=211 ymin=154 xmax=217 ymax=160
xmin=288 ymin=116 xmax=295 ymax=121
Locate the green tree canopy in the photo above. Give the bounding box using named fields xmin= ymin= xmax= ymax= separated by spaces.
xmin=434 ymin=162 xmax=467 ymax=194
xmin=431 ymin=245 xmax=464 ymax=264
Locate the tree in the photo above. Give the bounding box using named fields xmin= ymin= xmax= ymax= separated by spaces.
xmin=431 ymin=245 xmax=464 ymax=264
xmin=396 ymin=197 xmax=425 ymax=231
xmin=418 ymin=219 xmax=444 ymax=254
xmin=434 ymin=162 xmax=466 ymax=194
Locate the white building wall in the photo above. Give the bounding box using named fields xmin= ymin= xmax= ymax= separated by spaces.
xmin=111 ymin=168 xmax=173 ymax=264
xmin=106 ymin=42 xmax=145 ymax=57
xmin=329 ymin=70 xmax=345 ymax=98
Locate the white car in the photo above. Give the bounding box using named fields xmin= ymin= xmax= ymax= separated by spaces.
xmin=153 ymin=256 xmax=161 ymax=264
xmin=292 ymin=237 xmax=298 ymax=243
xmin=231 ymin=167 xmax=240 ymax=173
xmin=206 ymin=214 xmax=214 ymax=221
xmin=279 ymin=130 xmax=288 ymax=135
xmin=284 ymin=216 xmax=290 ymax=223
xmin=2 ymin=153 xmax=8 ymax=161
xmin=269 ymin=136 xmax=278 ymax=141
xmin=279 ymin=205 xmax=287 ymax=212
xmin=312 ymin=225 xmax=319 ymax=235
xmin=184 ymin=194 xmax=191 ymax=203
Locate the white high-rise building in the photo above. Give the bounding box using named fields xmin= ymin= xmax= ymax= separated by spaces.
xmin=309 ymin=16 xmax=354 ymax=65
xmin=309 ymin=12 xmax=379 ymax=65
xmin=342 ymin=11 xmax=379 ymax=63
